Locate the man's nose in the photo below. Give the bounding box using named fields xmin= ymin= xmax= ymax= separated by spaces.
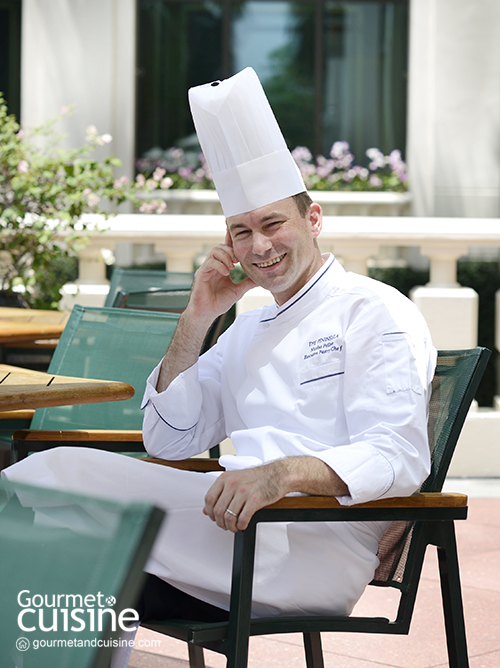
xmin=252 ymin=232 xmax=272 ymax=255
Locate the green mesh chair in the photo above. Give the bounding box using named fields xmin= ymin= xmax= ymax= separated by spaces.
xmin=0 ymin=477 xmax=164 ymax=668
xmin=104 ymin=267 xmax=194 ymax=307
xmin=143 ymin=347 xmax=490 ymax=668
xmin=113 ymin=287 xmax=232 ymax=359
xmin=113 ymin=288 xmax=191 ymax=312
xmin=11 ymin=305 xmax=180 ymax=462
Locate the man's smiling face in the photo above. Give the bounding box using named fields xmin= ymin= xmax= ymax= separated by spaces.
xmin=226 ymin=196 xmax=324 ymax=306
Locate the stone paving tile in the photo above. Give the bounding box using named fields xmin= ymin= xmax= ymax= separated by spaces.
xmin=130 ymin=498 xmax=500 ymax=668
xmin=248 ymin=635 xmax=394 ymax=668
xmin=432 ymin=651 xmax=500 ymax=668
xmin=460 ymin=549 xmax=500 ymax=593
xmin=466 ymin=498 xmax=500 ymax=528
xmin=129 ymin=650 xmax=188 ymax=668
xmin=469 ymin=651 xmax=500 ymax=668
xmin=130 ymin=636 xmax=391 ymax=668
xmin=131 ymin=629 xmax=226 ymax=668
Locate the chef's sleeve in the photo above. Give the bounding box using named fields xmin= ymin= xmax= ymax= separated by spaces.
xmin=141 ymin=338 xmax=227 ymax=459
xmin=314 ymin=299 xmax=436 ymax=506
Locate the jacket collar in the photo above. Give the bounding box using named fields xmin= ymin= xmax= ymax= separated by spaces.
xmin=259 ymin=254 xmax=342 ymax=325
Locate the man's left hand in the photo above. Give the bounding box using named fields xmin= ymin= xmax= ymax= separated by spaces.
xmin=203 ymin=464 xmax=285 ymax=532
xmin=203 ymin=457 xmax=349 ymax=532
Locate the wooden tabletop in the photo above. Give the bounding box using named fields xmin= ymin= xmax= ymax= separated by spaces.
xmin=0 ymin=308 xmax=70 ymax=343
xmin=0 ymin=364 xmax=135 ymax=412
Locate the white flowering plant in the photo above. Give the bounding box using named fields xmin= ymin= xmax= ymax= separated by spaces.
xmin=136 ymin=141 xmax=408 ymax=193
xmin=0 ymin=95 xmax=170 ymax=308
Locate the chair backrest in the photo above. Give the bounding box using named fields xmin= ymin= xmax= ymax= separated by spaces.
xmin=113 ymin=288 xmax=192 ymax=313
xmin=104 ymin=267 xmax=194 ymax=307
xmin=113 ymin=288 xmax=233 ymax=357
xmin=30 ymin=305 xmax=180 ymax=431
xmin=0 ymin=477 xmax=164 ymax=668
xmin=422 ymin=348 xmax=490 ymax=492
xmin=373 ymin=347 xmax=490 ymax=588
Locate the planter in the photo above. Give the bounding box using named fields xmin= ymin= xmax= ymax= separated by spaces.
xmin=154 ymin=189 xmax=412 ymax=216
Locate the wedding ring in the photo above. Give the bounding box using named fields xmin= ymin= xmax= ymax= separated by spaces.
xmin=225 ymin=509 xmax=238 ymax=518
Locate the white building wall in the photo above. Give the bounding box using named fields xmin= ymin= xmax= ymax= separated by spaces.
xmin=20 ymin=0 xmax=137 ymax=179
xmin=408 ymin=0 xmax=500 ymax=218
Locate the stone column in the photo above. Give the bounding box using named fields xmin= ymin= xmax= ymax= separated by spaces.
xmin=77 ymin=245 xmax=108 ymax=284
xmin=59 ymin=242 xmax=111 ymax=311
xmin=155 ymin=245 xmax=197 ymax=274
xmin=331 ymin=244 xmax=379 ymax=276
xmin=411 ymin=245 xmax=478 ymax=349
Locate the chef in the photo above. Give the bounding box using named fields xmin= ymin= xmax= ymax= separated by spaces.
xmin=3 ymin=67 xmax=436 ymax=656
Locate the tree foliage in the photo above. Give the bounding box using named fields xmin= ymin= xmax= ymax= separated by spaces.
xmin=0 ymin=95 xmax=166 ymax=308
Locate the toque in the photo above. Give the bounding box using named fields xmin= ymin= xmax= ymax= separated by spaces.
xmin=188 ymin=67 xmax=306 ymax=218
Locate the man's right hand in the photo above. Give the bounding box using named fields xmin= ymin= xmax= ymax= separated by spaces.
xmin=187 ymin=230 xmax=256 ymax=326
xmin=156 ymin=232 xmax=256 ymax=393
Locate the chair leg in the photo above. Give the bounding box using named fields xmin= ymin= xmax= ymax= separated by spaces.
xmin=188 ymin=643 xmax=206 ymax=668
xmin=436 ymin=522 xmax=469 ymax=668
xmin=303 ymin=632 xmax=325 ymax=668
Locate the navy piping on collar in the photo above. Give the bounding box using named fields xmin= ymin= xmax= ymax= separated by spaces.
xmin=260 ymin=256 xmax=336 ymax=323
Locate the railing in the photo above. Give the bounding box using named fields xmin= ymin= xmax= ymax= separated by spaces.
xmin=62 ymin=212 xmax=500 ymax=476
xmin=147 ymin=189 xmax=413 ymax=217
xmin=66 ymin=213 xmax=500 ymax=348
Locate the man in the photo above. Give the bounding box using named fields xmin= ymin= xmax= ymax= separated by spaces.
xmin=3 ymin=68 xmax=436 ymax=655
xmin=148 ymin=194 xmax=352 ymax=534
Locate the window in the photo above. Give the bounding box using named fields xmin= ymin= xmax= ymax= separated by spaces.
xmin=0 ymin=0 xmax=21 ymax=118
xmin=136 ymin=0 xmax=408 ymax=166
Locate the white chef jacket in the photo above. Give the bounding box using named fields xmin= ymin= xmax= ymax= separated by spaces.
xmin=3 ymin=254 xmax=436 ymax=618
xmin=142 ymin=253 xmax=436 ymax=506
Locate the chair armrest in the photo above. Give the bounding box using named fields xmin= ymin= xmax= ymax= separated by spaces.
xmin=265 ymin=491 xmax=467 ymax=510
xmin=146 ymin=457 xmax=224 ymax=472
xmin=11 ymin=429 xmax=146 ymax=463
xmin=13 ymin=429 xmax=144 ymax=441
xmin=10 ymin=432 xmax=221 ymax=466
xmin=0 ymin=409 xmax=35 ymax=420
xmin=252 ymin=492 xmax=468 ymax=524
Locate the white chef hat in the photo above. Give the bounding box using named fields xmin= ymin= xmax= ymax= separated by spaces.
xmin=188 ymin=67 xmax=306 ymax=218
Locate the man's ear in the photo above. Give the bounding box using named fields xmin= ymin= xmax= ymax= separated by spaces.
xmin=308 ymin=202 xmax=323 ymax=239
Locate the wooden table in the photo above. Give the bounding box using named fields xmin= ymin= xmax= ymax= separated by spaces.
xmin=0 ymin=308 xmax=70 ymax=344
xmin=0 ymin=364 xmax=134 ymax=412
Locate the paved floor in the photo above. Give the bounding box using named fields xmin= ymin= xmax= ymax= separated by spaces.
xmin=129 ymin=480 xmax=500 ymax=668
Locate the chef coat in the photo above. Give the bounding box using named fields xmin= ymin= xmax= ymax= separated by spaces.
xmin=142 ymin=253 xmax=436 ymax=506
xmin=3 ymin=254 xmax=436 ymax=618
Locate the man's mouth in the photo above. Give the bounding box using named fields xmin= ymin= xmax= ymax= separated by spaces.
xmin=255 ymin=253 xmax=286 ymax=268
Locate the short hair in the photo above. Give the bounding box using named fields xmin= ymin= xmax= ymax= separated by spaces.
xmin=292 ymin=191 xmax=313 ymax=218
